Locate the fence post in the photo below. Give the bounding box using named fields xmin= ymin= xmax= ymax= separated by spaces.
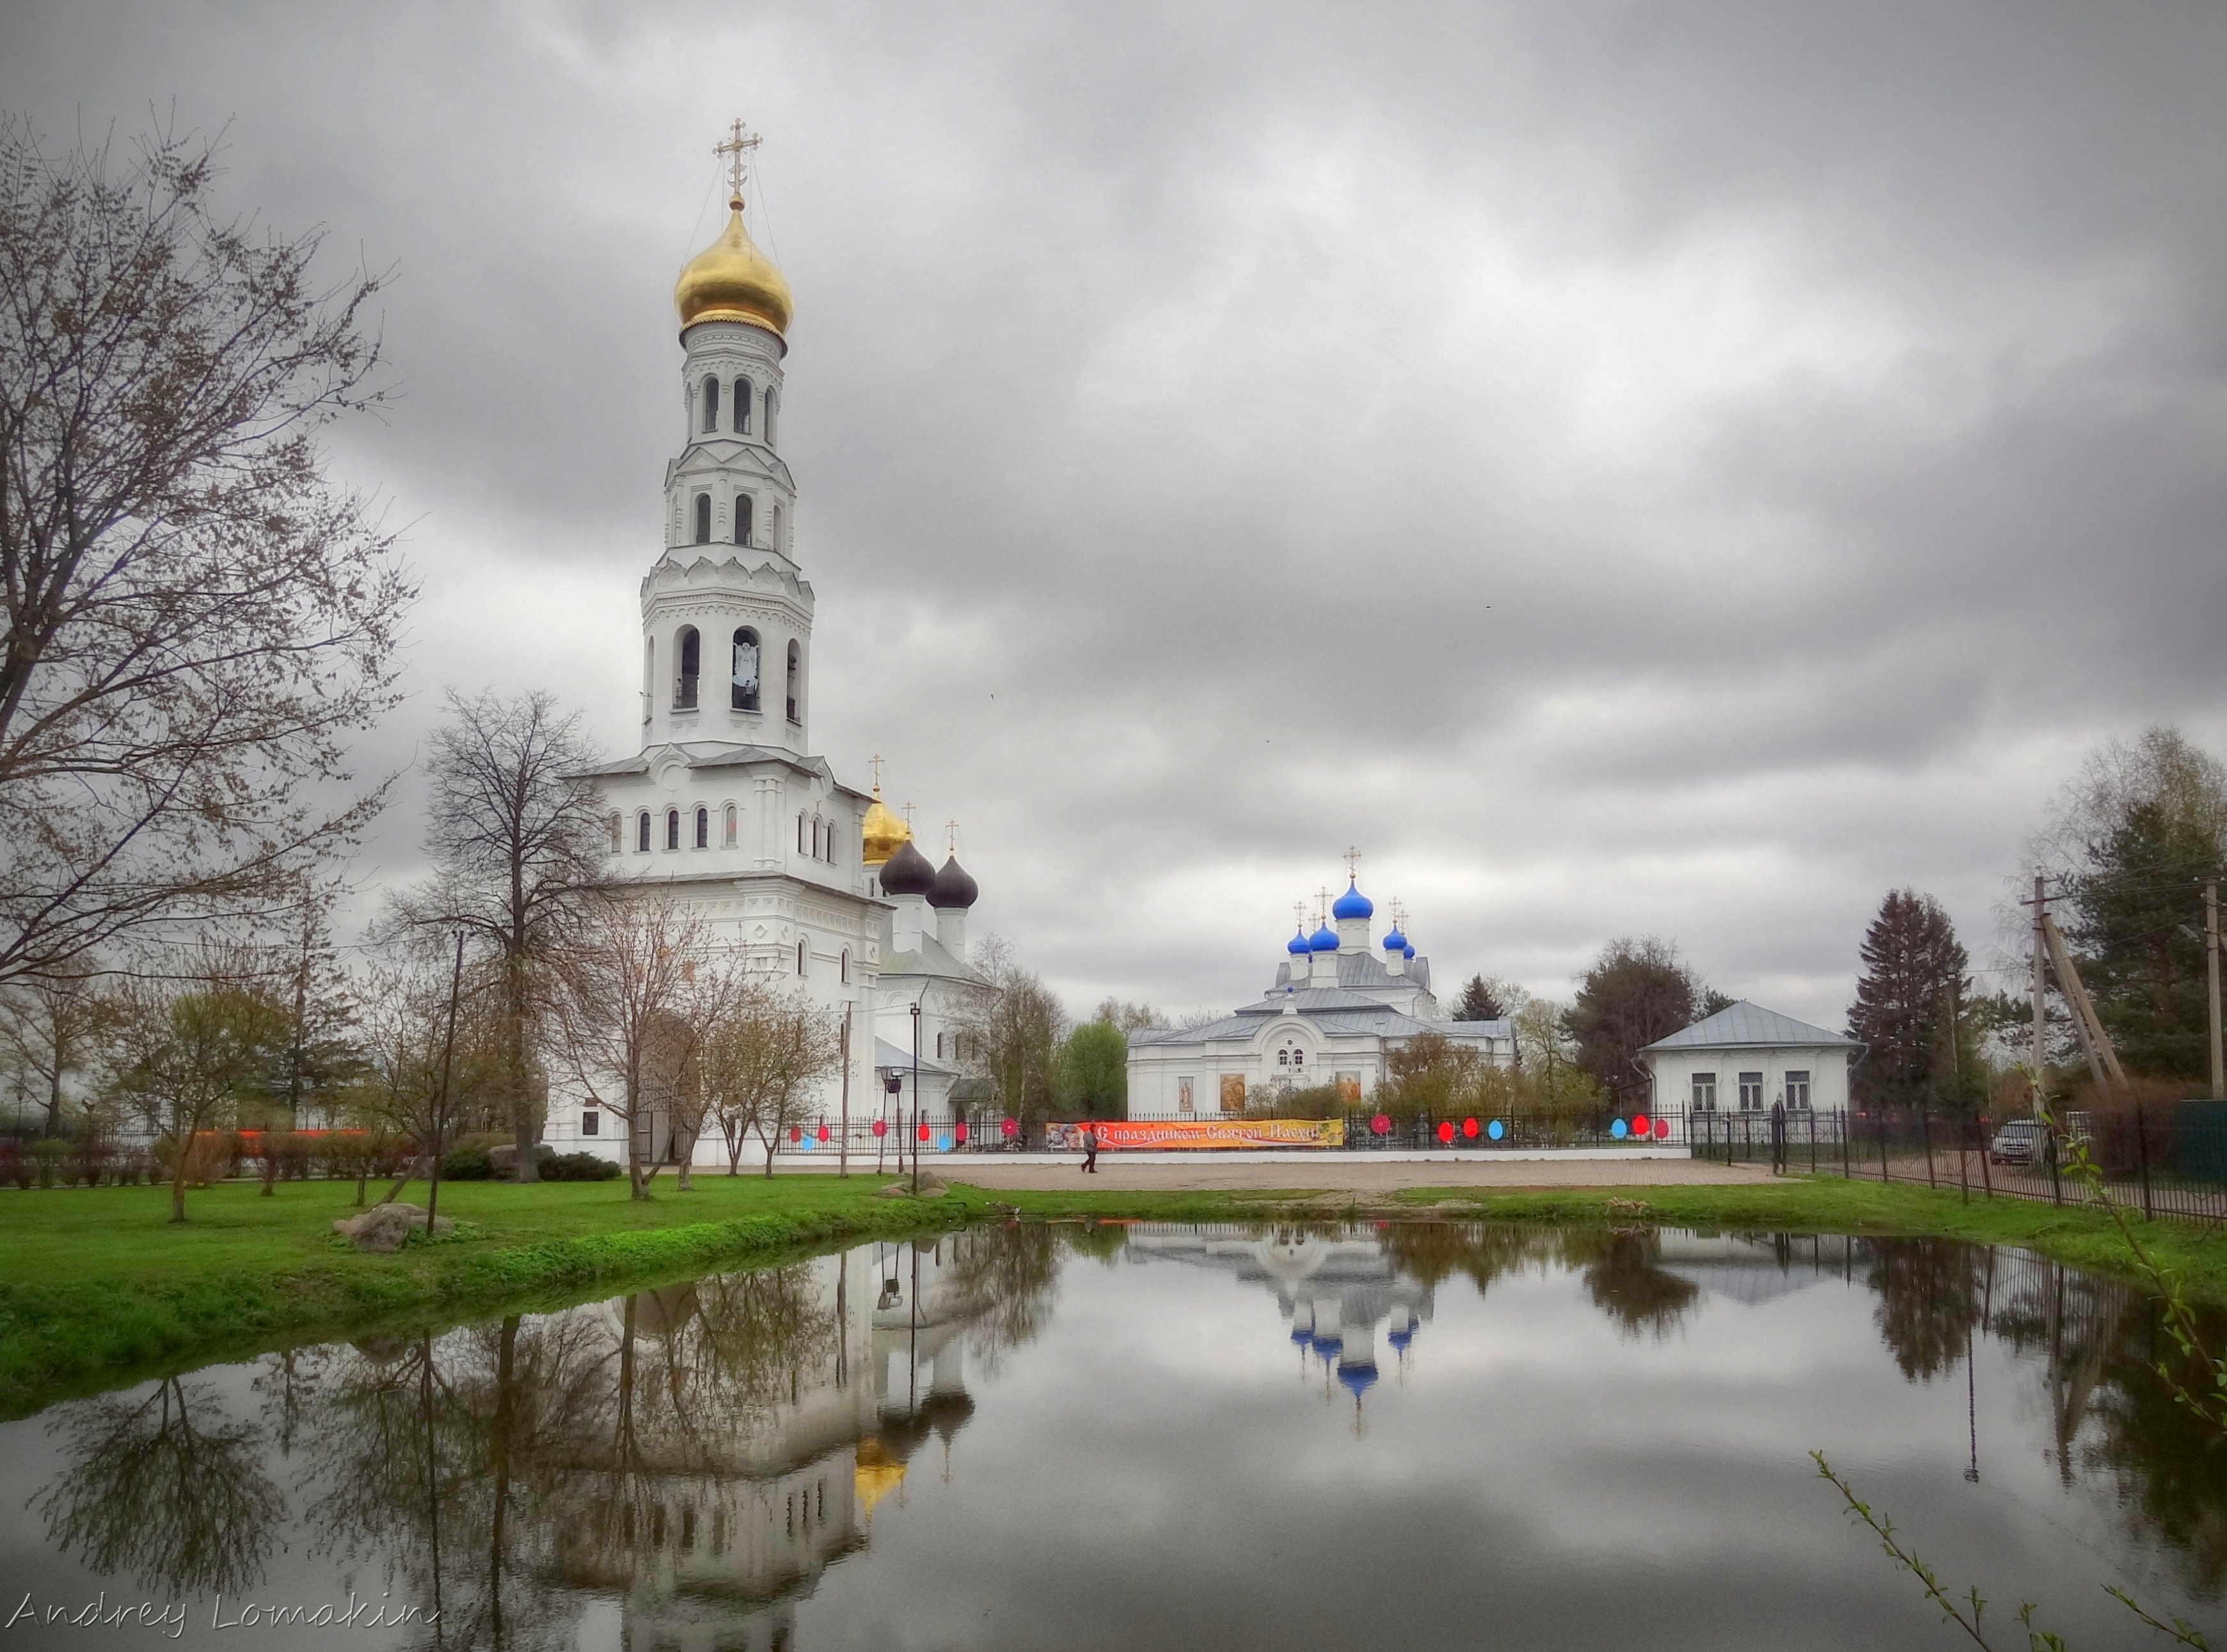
xmin=1976 ymin=1119 xmax=1993 ymax=1200
xmin=1920 ymin=1106 xmax=1937 ymax=1190
xmin=2134 ymin=1102 xmax=2155 ymax=1222
xmin=1878 ymin=1113 xmax=1891 ymax=1183
xmin=2045 ymin=1124 xmax=2064 ymax=1207
xmin=1809 ymin=1113 xmax=1818 ymax=1176
xmin=1841 ymin=1109 xmax=1851 ymax=1179
xmin=1956 ymin=1114 xmax=1970 ymax=1204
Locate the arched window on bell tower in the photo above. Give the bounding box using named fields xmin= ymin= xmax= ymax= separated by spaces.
xmin=786 ymin=641 xmax=801 ymax=722
xmin=734 ymin=493 xmax=753 ymax=547
xmin=693 ymin=493 xmax=711 ymax=544
xmin=701 ymin=376 xmax=719 ymax=433
xmin=731 ymin=628 xmax=761 ymax=711
xmin=734 ymin=376 xmax=752 ymax=433
xmin=694 ymin=806 xmax=709 ymax=849
xmin=770 ymin=502 xmax=782 ymax=552
xmin=674 ymin=627 xmax=699 ymax=710
xmin=765 ymin=387 xmax=778 ymax=446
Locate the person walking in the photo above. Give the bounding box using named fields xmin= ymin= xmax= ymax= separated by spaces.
xmin=1081 ymin=1123 xmax=1098 ymax=1175
xmin=1770 ymin=1095 xmax=1787 ymax=1175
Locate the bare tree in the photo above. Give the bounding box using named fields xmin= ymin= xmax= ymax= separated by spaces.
xmin=102 ymin=945 xmax=286 ymax=1222
xmin=0 ymin=119 xmax=411 ymax=988
xmin=389 ymin=689 xmax=606 ymax=1180
xmin=0 ymin=960 xmax=104 ymax=1135
xmin=702 ymin=978 xmax=843 ymax=1177
xmin=348 ymin=937 xmax=475 ymax=1222
xmin=548 ymin=899 xmax=724 ymax=1200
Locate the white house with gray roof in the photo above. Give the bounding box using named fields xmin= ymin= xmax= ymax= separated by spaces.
xmin=1125 ymin=877 xmax=1512 ymax=1117
xmin=1640 ymin=1001 xmax=1862 ymax=1120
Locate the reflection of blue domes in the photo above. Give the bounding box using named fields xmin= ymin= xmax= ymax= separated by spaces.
xmin=1290 ymin=1326 xmax=1312 ymax=1344
xmin=1381 ymin=927 xmax=1407 ymax=951
xmin=1338 ymin=1362 xmax=1379 ymax=1401
xmin=1308 ymin=925 xmax=1338 ymax=952
xmin=1310 ymin=1333 xmax=1342 ymax=1358
xmin=1388 ymin=1327 xmax=1414 ymax=1351
xmin=1287 ymin=930 xmax=1310 ymax=955
xmin=1332 ymin=880 xmax=1374 ymax=921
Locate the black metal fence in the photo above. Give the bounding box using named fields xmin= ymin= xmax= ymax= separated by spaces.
xmin=1766 ymin=1102 xmax=2227 ymax=1228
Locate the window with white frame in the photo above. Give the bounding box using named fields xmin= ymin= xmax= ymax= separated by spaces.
xmin=1691 ymin=1072 xmax=1717 ymax=1111
xmin=1785 ymin=1070 xmax=1811 ymax=1110
xmin=1738 ymin=1072 xmax=1765 ymax=1111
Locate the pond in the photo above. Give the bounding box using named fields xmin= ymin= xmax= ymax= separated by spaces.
xmin=0 ymin=1222 xmax=2220 ymax=1650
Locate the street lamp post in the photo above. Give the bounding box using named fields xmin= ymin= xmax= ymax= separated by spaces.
xmin=910 ymin=999 xmax=922 ymax=1196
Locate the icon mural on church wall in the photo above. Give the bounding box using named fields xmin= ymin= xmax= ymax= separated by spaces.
xmin=1336 ymin=1073 xmax=1362 ymax=1104
xmin=1177 ymin=1077 xmax=1194 ymax=1115
xmin=1219 ymin=1074 xmax=1246 ymax=1115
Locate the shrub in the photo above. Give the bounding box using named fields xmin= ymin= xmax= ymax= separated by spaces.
xmin=0 ymin=1139 xmax=30 ymax=1189
xmin=541 ymin=1150 xmax=622 ymax=1182
xmin=31 ymin=1137 xmax=68 ymax=1187
xmin=440 ymin=1145 xmax=496 ymax=1181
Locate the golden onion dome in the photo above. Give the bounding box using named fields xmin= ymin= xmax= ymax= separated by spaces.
xmin=674 ymin=195 xmax=793 ymax=337
xmin=860 ymin=786 xmax=910 ymax=867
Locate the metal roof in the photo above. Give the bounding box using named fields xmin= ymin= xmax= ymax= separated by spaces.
xmin=1642 ymin=1000 xmax=1855 ymax=1052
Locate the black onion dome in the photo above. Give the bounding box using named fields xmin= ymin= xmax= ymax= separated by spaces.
xmin=927 ymin=854 xmax=979 ymax=910
xmin=879 ymin=838 xmax=936 ymax=896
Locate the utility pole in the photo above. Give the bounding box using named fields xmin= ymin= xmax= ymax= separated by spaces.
xmin=2208 ymin=879 xmax=2223 ymax=1102
xmin=427 ymin=930 xmax=466 ymax=1227
xmin=838 ymin=1003 xmax=853 ymax=1178
xmin=2031 ymin=873 xmax=2049 ymax=1118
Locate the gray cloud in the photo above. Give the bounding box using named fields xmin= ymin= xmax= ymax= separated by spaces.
xmin=4 ymin=0 xmax=2221 ymax=1023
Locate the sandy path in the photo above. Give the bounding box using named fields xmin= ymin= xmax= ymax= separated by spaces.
xmin=932 ymin=1158 xmax=1776 ymax=1194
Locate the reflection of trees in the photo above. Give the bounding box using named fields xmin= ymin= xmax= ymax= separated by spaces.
xmin=1865 ymin=1240 xmax=1980 ymax=1381
xmin=1379 ymin=1222 xmax=1556 ymax=1298
xmin=2082 ymin=1298 xmax=2227 ymax=1596
xmin=38 ymin=1376 xmax=283 ymax=1597
xmin=1571 ymin=1230 xmax=1698 ymax=1339
xmin=940 ymin=1226 xmax=1062 ymax=1372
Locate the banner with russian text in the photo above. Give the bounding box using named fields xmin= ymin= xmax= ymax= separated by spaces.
xmin=1089 ymin=1118 xmax=1347 ymax=1150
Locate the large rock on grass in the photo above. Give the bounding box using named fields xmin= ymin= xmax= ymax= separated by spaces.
xmin=876 ymin=1172 xmax=948 ymax=1200
xmin=333 ymin=1202 xmax=455 ymax=1254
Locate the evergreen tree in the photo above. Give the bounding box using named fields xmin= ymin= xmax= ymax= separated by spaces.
xmin=1454 ymin=974 xmax=1507 ymax=1021
xmin=1566 ymin=937 xmax=1703 ymax=1102
xmin=1846 ymin=889 xmax=1969 ymax=1109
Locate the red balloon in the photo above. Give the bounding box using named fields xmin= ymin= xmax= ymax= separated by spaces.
xmin=1001 ymin=1118 xmax=1019 ymax=1138
xmin=816 ymin=1124 xmax=830 ymax=1143
xmin=1436 ymin=1120 xmax=1455 ymax=1143
xmin=871 ymin=1119 xmax=887 ymax=1138
xmin=1371 ymin=1113 xmax=1391 ymax=1136
xmin=789 ymin=1125 xmax=802 ymax=1143
xmin=1631 ymin=1113 xmax=1650 ymax=1138
xmin=955 ymin=1122 xmax=969 ymax=1143
xmin=1653 ymin=1116 xmax=1672 ymax=1141
xmin=1462 ymin=1116 xmax=1479 ymax=1138
xmin=917 ymin=1122 xmax=931 ymax=1141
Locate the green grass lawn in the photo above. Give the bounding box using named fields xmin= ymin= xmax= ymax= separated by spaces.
xmin=2 ymin=1168 xmax=2221 ymax=1422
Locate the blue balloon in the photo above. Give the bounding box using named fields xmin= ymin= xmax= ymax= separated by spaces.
xmin=1487 ymin=1119 xmax=1505 ymax=1141
xmin=1611 ymin=1118 xmax=1629 ymax=1139
xmin=935 ymin=1132 xmax=952 ymax=1152
xmin=798 ymin=1136 xmax=815 ymax=1152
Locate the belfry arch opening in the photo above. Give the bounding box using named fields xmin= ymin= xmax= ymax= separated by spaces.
xmin=731 ymin=627 xmax=761 ymax=712
xmin=674 ymin=626 xmax=700 ymax=710
xmin=693 ymin=493 xmax=711 ymax=544
xmin=734 ymin=493 xmax=753 ymax=546
xmin=701 ymin=376 xmax=719 ymax=433
xmin=734 ymin=376 xmax=752 ymax=433
xmin=785 ymin=641 xmax=801 ymax=722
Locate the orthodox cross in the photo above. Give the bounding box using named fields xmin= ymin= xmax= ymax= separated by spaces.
xmin=1315 ymin=886 xmax=1333 ymax=926
xmin=946 ymin=819 xmax=960 ymax=854
xmin=1292 ymin=901 xmax=1308 ymax=933
xmin=1343 ymin=845 xmax=1363 ymax=880
xmin=902 ymin=801 xmax=916 ymax=826
xmin=869 ymin=753 xmax=884 ymax=793
xmin=714 ymin=118 xmax=761 ymax=201
xmin=1390 ymin=898 xmax=1408 ymax=931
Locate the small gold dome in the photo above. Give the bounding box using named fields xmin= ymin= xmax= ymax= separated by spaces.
xmin=674 ymin=196 xmax=793 ymax=337
xmin=860 ymin=786 xmax=910 ymax=867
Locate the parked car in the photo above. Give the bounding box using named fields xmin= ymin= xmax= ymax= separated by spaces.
xmin=1990 ymin=1119 xmax=2044 ymax=1166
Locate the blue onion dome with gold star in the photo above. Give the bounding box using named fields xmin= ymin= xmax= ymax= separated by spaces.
xmin=880 ymin=838 xmax=936 ymax=897
xmin=928 ymin=852 xmax=979 ymax=910
xmin=1381 ymin=925 xmax=1408 ymax=952
xmin=1308 ymin=923 xmax=1339 ymax=952
xmin=1332 ymin=880 xmax=1374 ymax=921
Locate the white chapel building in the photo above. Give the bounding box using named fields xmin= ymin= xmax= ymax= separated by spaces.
xmin=1125 ymin=876 xmax=1513 ymax=1116
xmin=559 ymin=135 xmax=988 ymax=1162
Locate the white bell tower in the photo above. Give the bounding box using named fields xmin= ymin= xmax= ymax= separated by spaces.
xmin=642 ymin=120 xmax=812 ymax=754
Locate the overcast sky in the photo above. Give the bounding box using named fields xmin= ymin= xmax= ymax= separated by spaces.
xmin=6 ymin=0 xmax=2223 ymax=1028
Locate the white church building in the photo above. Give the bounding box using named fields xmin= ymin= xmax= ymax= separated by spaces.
xmin=555 ymin=131 xmax=988 ymax=1163
xmin=1125 ymin=876 xmax=1513 ymax=1116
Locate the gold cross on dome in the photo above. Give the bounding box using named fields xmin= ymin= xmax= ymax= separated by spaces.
xmin=1316 ymin=886 xmax=1332 ymax=925
xmin=714 ymin=118 xmax=761 ymax=202
xmin=1292 ymin=902 xmax=1307 ymax=932
xmin=869 ymin=754 xmax=884 ymax=793
xmin=1343 ymin=845 xmax=1363 ymax=880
